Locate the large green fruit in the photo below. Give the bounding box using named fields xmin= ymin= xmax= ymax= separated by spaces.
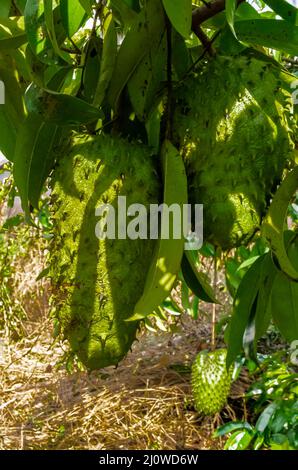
xmin=191 ymin=349 xmax=233 ymax=416
xmin=50 ymin=134 xmax=160 ymax=369
xmin=174 ymin=54 xmax=295 ymax=249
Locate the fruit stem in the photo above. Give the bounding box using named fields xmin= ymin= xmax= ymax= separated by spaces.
xmin=211 ymin=256 xmax=217 ymax=350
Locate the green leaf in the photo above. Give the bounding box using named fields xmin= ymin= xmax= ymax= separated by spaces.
xmin=108 ymin=0 xmax=166 ymax=109
xmin=44 ymin=0 xmax=73 ymax=64
xmin=79 ymin=0 xmax=92 ymax=17
xmin=0 ymin=52 xmax=26 ymax=161
xmin=263 ymin=1 xmax=298 ymax=24
xmin=226 ymin=0 xmax=238 ymax=38
xmin=128 ymin=32 xmax=166 ymax=120
xmin=235 ymin=19 xmax=298 ymax=56
xmin=13 ymin=113 xmax=60 ymax=213
xmin=262 ymin=166 xmax=298 ymax=281
xmin=109 ymin=0 xmax=138 ymax=26
xmin=0 ymin=0 xmax=11 ymax=18
xmin=224 ymin=430 xmax=254 ymax=450
xmin=181 ymin=251 xmax=219 ymax=304
xmin=162 ymin=0 xmax=192 ymax=38
xmin=271 ymin=273 xmax=298 ymax=343
xmin=25 ymin=1 xmax=67 ymax=64
xmin=214 ymin=421 xmax=253 ymax=437
xmin=60 ymin=0 xmax=87 ymax=37
xmin=145 ymin=108 xmax=161 ymax=153
xmin=25 ymin=84 xmax=103 ymax=125
xmin=81 ymin=35 xmax=102 ymax=104
xmin=226 ymin=254 xmax=268 ymax=368
xmin=0 ymin=17 xmax=27 ymax=49
xmin=93 ymin=15 xmax=117 ymax=108
xmin=256 ymin=403 xmax=278 ymax=433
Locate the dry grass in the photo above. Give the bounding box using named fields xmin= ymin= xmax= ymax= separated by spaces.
xmin=0 ymin=199 xmax=249 ymax=451
xmin=0 ymin=316 xmax=221 ymax=450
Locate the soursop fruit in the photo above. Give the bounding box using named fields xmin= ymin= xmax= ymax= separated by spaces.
xmin=174 ymin=54 xmax=296 ymax=249
xmin=50 ymin=134 xmax=160 ymax=369
xmin=191 ymin=349 xmax=233 ymax=416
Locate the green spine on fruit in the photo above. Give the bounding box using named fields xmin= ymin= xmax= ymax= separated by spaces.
xmin=174 ymin=54 xmax=295 ymax=249
xmin=191 ymin=349 xmax=233 ymax=416
xmin=50 ymin=134 xmax=160 ymax=370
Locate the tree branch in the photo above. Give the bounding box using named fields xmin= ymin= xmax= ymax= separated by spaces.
xmin=192 ymin=0 xmax=245 ymax=31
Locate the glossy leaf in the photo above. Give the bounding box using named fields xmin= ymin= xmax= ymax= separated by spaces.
xmin=226 ymin=254 xmax=268 ymax=368
xmin=235 ymin=19 xmax=298 ymax=56
xmin=0 ymin=52 xmax=26 ymax=161
xmin=271 ymin=271 xmax=298 ymax=342
xmin=263 ymin=1 xmax=298 ymax=24
xmin=13 ymin=113 xmax=60 ymax=213
xmin=214 ymin=421 xmax=253 ymax=437
xmin=262 ymin=166 xmax=298 ymax=281
xmin=110 ymin=0 xmax=138 ymax=25
xmin=108 ymin=0 xmax=166 ymax=109
xmin=25 ymin=1 xmax=67 ymax=64
xmin=93 ymin=15 xmax=117 ymax=108
xmin=60 ymin=0 xmax=87 ymax=37
xmin=224 ymin=430 xmax=254 ymax=450
xmin=181 ymin=251 xmax=219 ymax=304
xmin=226 ymin=0 xmax=238 ymax=37
xmin=79 ymin=0 xmax=92 ymax=17
xmin=0 ymin=17 xmax=27 ymax=49
xmin=162 ymin=0 xmax=192 ymax=38
xmin=25 ymin=84 xmax=103 ymax=125
xmin=44 ymin=0 xmax=72 ymax=64
xmin=131 ymin=140 xmax=188 ymax=320
xmin=81 ymin=35 xmax=102 ymax=104
xmin=128 ymin=32 xmax=166 ymax=120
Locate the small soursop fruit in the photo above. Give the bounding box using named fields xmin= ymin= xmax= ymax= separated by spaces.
xmin=50 ymin=134 xmax=160 ymax=370
xmin=174 ymin=54 xmax=296 ymax=249
xmin=191 ymin=349 xmax=233 ymax=415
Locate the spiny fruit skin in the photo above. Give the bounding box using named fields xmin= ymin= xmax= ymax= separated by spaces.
xmin=50 ymin=134 xmax=160 ymax=370
xmin=191 ymin=349 xmax=233 ymax=416
xmin=174 ymin=54 xmax=295 ymax=250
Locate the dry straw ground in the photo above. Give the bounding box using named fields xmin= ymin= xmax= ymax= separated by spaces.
xmin=0 ymin=201 xmax=249 ymax=450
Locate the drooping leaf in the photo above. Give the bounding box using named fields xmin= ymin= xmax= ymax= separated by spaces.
xmin=108 ymin=0 xmax=166 ymax=109
xmin=227 ymin=254 xmax=268 ymax=368
xmin=60 ymin=0 xmax=87 ymax=37
xmin=162 ymin=0 xmax=192 ymax=38
xmin=93 ymin=15 xmax=117 ymax=108
xmin=271 ymin=237 xmax=298 ymax=342
xmin=262 ymin=166 xmax=298 ymax=281
xmin=109 ymin=0 xmax=138 ymax=26
xmin=24 ymin=1 xmax=67 ymax=64
xmin=181 ymin=251 xmax=219 ymax=304
xmin=44 ymin=0 xmax=73 ymax=64
xmin=13 ymin=113 xmax=61 ymax=213
xmin=226 ymin=0 xmax=238 ymax=38
xmin=131 ymin=140 xmax=188 ymax=320
xmin=81 ymin=35 xmax=102 ymax=104
xmin=0 ymin=52 xmax=26 ymax=161
xmin=128 ymin=31 xmax=166 ymax=120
